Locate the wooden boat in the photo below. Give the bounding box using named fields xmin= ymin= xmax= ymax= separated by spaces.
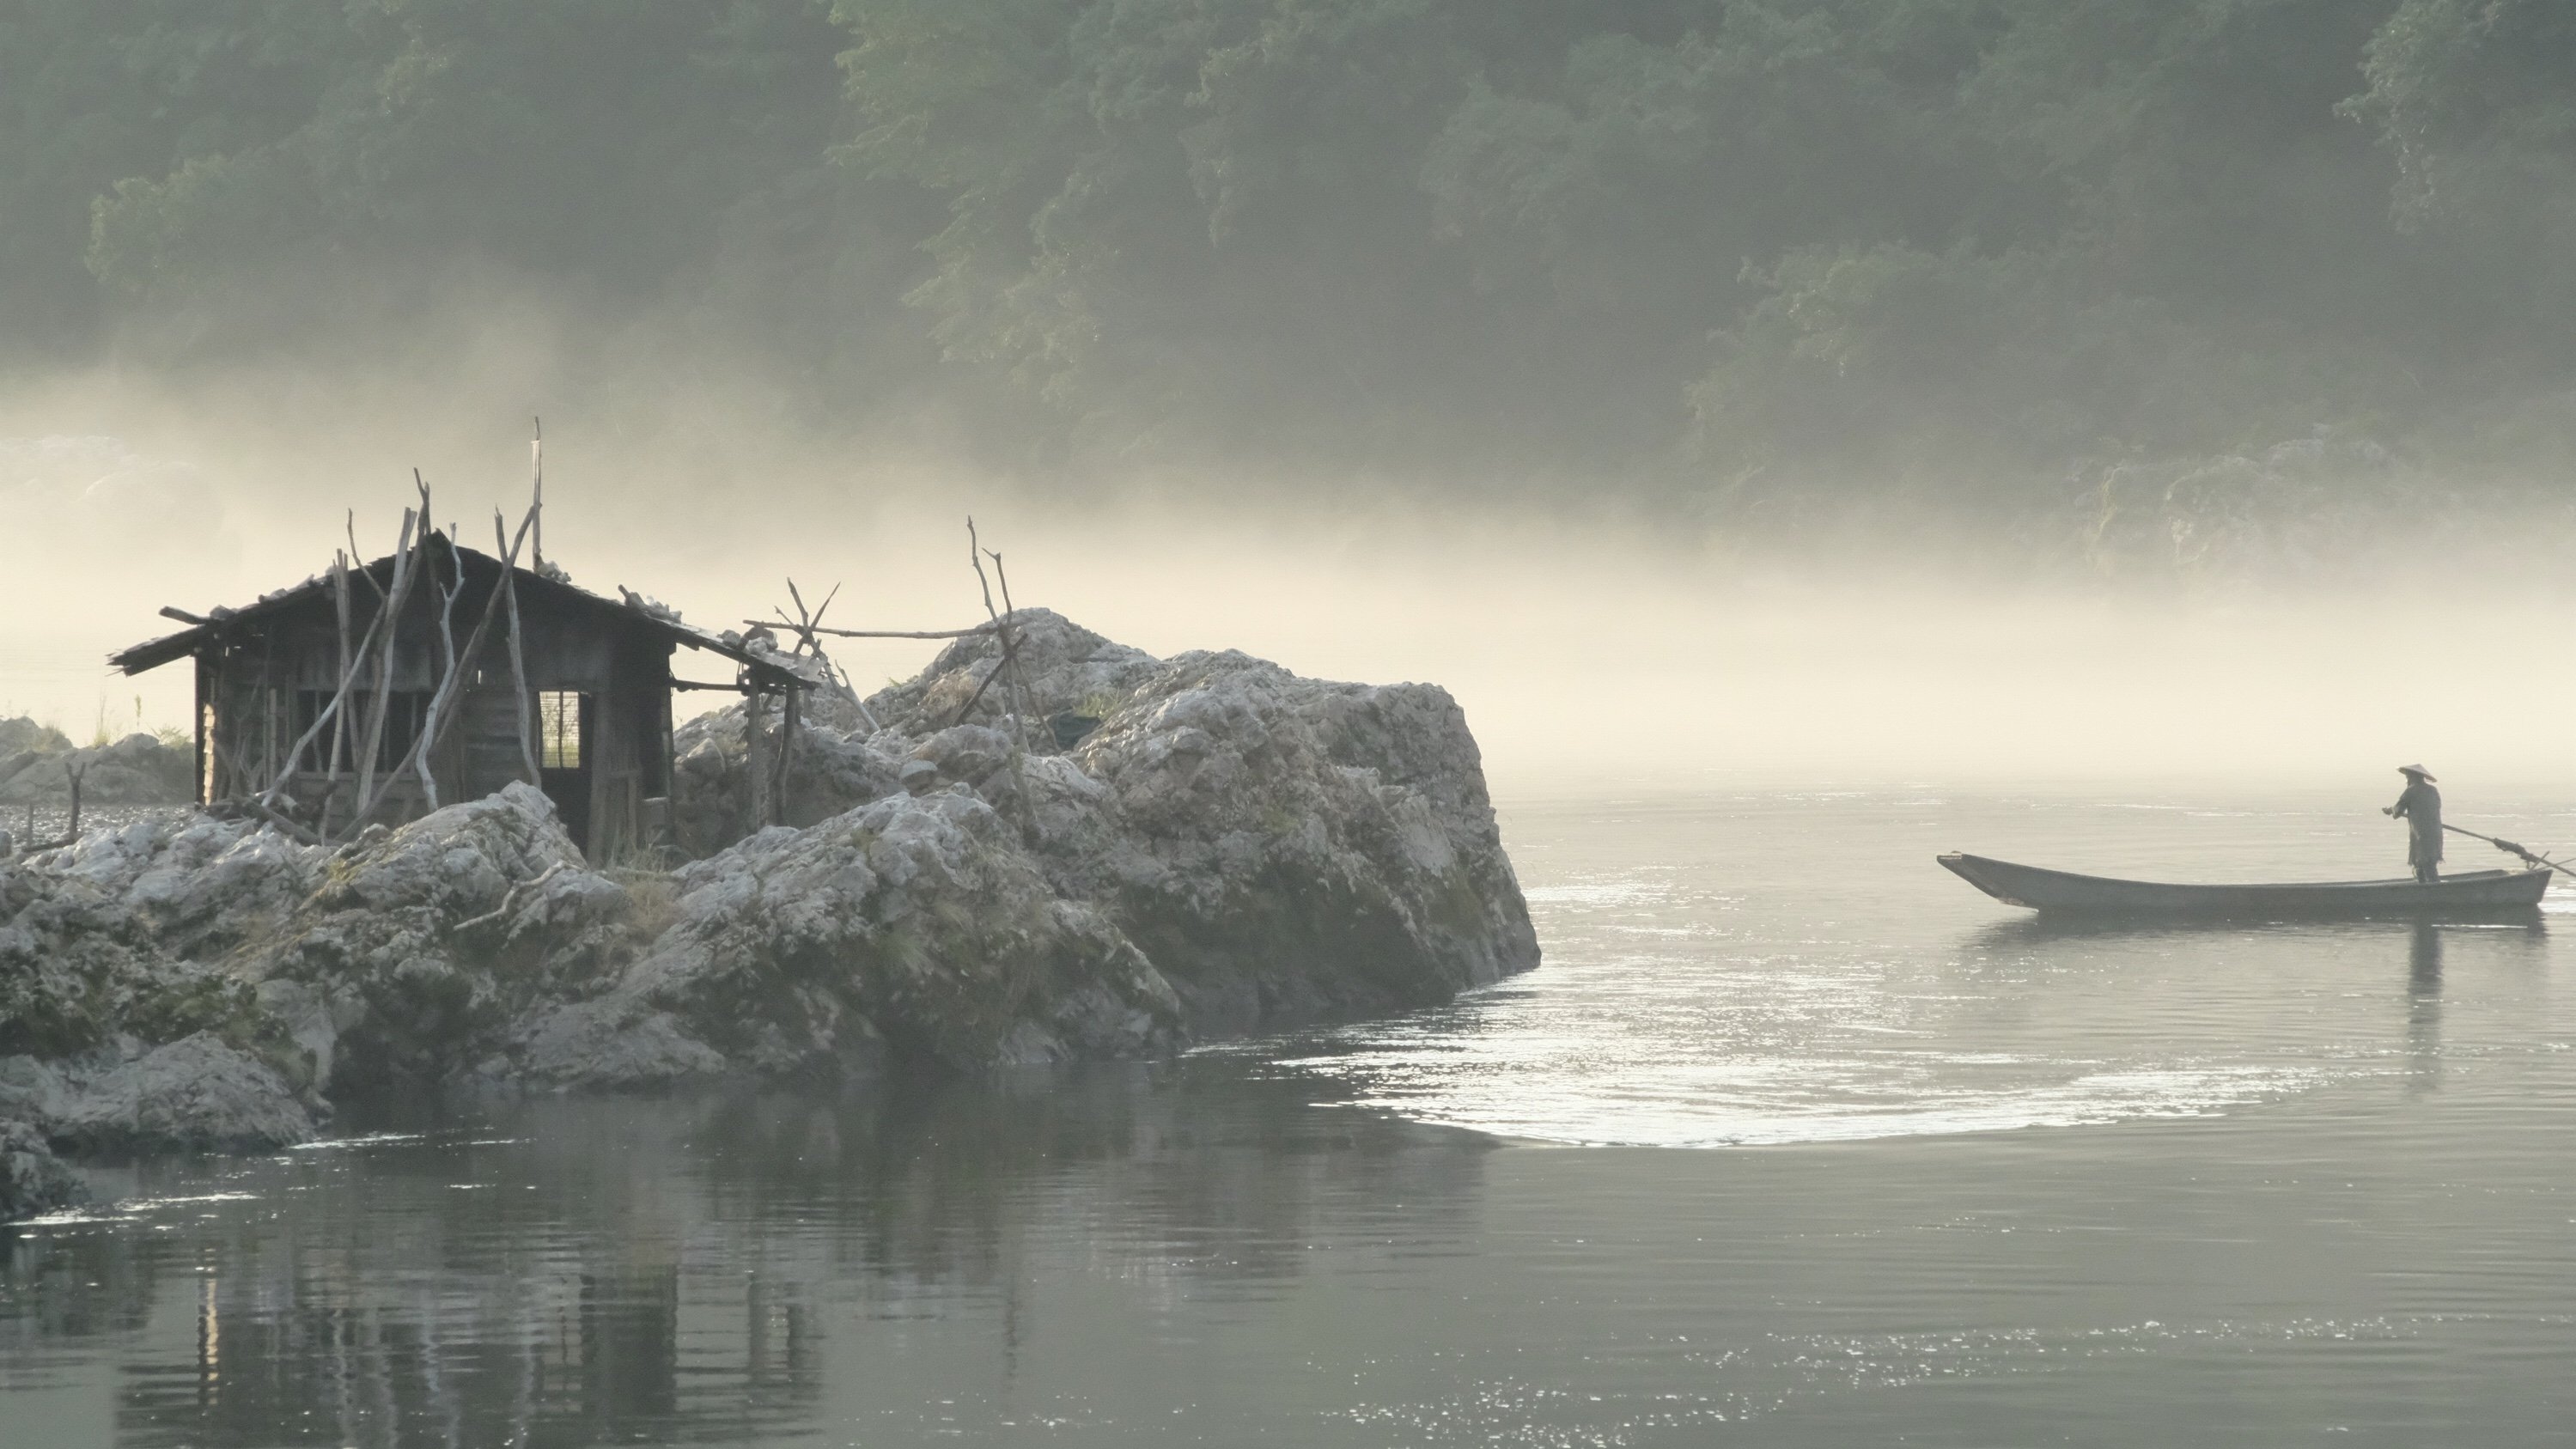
xmin=1939 ymin=851 xmax=2552 ymax=921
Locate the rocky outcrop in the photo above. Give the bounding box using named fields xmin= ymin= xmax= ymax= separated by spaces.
xmin=0 ymin=612 xmax=1534 ymax=1155
xmin=679 ymin=612 xmax=1538 ymax=1033
xmin=505 ymin=787 xmax=1181 ymax=1088
xmin=0 ymin=723 xmax=195 ymax=807
xmin=0 ymin=717 xmax=72 ymax=758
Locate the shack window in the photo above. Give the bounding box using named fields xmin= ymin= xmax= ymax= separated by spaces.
xmin=539 ymin=691 xmax=587 ymax=770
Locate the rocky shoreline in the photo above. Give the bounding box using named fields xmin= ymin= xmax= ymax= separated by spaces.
xmin=0 ymin=717 xmax=195 ymax=828
xmin=0 ymin=612 xmax=1538 ymax=1215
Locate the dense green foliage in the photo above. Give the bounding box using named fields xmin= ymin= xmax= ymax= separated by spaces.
xmin=6 ymin=1 xmax=2575 ymax=511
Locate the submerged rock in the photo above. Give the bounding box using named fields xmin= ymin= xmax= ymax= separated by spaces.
xmin=0 ymin=1119 xmax=86 ymax=1221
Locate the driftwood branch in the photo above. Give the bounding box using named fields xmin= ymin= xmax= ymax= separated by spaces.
xmin=452 ymin=860 xmax=567 ymax=939
xmin=947 ymin=655 xmax=1011 ymax=727
xmin=247 ymin=799 xmax=322 ymax=847
xmin=770 ymin=579 xmax=878 ymax=728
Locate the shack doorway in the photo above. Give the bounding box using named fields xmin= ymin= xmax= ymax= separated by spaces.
xmin=537 ymin=690 xmax=594 ymax=854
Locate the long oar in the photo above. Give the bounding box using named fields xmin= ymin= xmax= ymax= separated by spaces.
xmin=2443 ymin=823 xmax=2576 ymax=880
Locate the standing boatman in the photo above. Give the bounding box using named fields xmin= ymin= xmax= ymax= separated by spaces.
xmin=2384 ymin=764 xmax=2442 ymax=885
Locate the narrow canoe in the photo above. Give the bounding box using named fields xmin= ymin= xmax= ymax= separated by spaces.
xmin=1939 ymin=851 xmax=2552 ymax=921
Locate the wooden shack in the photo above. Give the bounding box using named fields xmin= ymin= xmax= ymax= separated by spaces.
xmin=111 ymin=535 xmax=811 ymax=861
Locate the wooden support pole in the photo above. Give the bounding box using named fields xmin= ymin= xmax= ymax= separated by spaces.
xmin=774 ymin=683 xmax=799 ymax=825
xmin=742 ymin=680 xmax=766 ymax=835
xmin=192 ymin=654 xmax=209 ymax=807
xmin=328 ymin=552 xmax=352 ymax=787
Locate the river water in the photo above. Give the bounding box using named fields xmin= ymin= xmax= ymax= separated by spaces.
xmin=6 ymin=787 xmax=2576 ymax=1446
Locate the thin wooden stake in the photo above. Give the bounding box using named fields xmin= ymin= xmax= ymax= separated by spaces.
xmin=774 ymin=683 xmax=799 ymax=825
xmin=530 ymin=416 xmax=544 ymax=571
xmin=500 ymin=512 xmax=539 ymax=784
xmin=743 ymin=680 xmax=767 ymax=833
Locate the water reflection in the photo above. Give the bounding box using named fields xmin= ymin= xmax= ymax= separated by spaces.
xmin=2 ymin=1065 xmax=1489 ymax=1448
xmin=2407 ymin=923 xmax=2445 ymax=1093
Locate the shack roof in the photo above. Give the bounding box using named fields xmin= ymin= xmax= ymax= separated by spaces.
xmin=109 ymin=538 xmax=821 ymax=688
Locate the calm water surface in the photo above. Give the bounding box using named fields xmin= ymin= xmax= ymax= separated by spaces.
xmin=7 ymin=787 xmax=2576 ymax=1446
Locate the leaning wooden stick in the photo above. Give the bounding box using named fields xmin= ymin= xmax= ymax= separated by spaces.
xmin=350 ymin=503 xmax=425 ymax=822
xmin=984 ymin=545 xmax=1040 ymax=752
xmin=257 ymin=540 xmax=405 ymax=812
xmin=432 ymin=506 xmax=539 ymax=769
xmin=352 ymin=502 xmax=539 ymax=832
xmin=746 ymin=621 xmax=996 ymax=640
xmin=965 ymin=519 xmax=1036 ymax=836
xmin=345 ymin=511 xmax=385 ymax=600
xmin=410 ymin=533 xmax=467 ymax=808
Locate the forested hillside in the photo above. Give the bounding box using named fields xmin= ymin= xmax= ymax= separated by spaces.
xmin=6 ymin=1 xmax=2573 ymax=533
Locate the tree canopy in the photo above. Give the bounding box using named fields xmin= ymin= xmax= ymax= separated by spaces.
xmin=6 ymin=0 xmax=2574 ymax=524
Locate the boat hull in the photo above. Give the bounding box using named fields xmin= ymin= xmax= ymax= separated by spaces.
xmin=1939 ymin=852 xmax=2552 ymax=922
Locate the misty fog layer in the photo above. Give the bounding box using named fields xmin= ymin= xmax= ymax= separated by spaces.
xmin=7 ymin=405 xmax=2573 ymax=795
